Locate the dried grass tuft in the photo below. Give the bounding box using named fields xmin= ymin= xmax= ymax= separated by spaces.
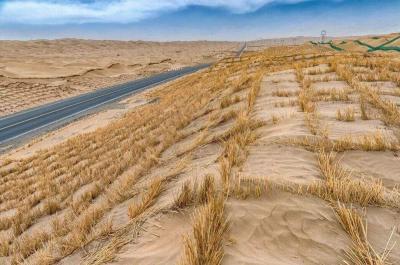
xmin=334 ymin=203 xmax=394 ymax=265
xmin=309 ymin=151 xmax=386 ymax=206
xmin=174 ymin=181 xmax=195 ymax=209
xmin=336 ymin=107 xmax=355 ymax=122
xmin=128 ymin=178 xmax=164 ymax=219
xmin=180 ymin=195 xmax=228 ymax=265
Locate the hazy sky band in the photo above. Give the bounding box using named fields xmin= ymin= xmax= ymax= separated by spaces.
xmin=0 ymin=0 xmax=398 ymax=40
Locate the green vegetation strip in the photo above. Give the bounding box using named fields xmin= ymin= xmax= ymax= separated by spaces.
xmin=379 ymin=46 xmax=400 ymax=52
xmin=354 ymin=40 xmax=375 ymax=49
xmin=377 ymin=35 xmax=400 ymax=48
xmin=327 ymin=41 xmax=344 ymax=51
xmin=354 ymin=35 xmax=400 ymax=52
xmin=310 ymin=40 xmax=344 ymax=51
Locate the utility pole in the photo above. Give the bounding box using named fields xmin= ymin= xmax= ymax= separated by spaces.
xmin=320 ymin=30 xmax=327 ymax=44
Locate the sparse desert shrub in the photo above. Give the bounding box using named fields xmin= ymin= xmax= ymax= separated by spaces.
xmin=93 ymin=218 xmax=113 ymax=239
xmin=223 ymin=111 xmax=263 ymax=141
xmin=219 ymin=158 xmax=231 ymax=195
xmin=336 ymin=107 xmax=355 ymax=122
xmin=214 ymin=110 xmax=238 ymax=127
xmin=220 ymin=95 xmax=240 ymax=109
xmin=359 ymin=131 xmax=397 ymax=151
xmin=51 ymin=214 xmax=73 ymax=238
xmin=334 ymin=131 xmax=398 ymax=152
xmin=128 ymin=178 xmax=164 ymax=219
xmin=323 ymin=89 xmax=350 ymax=102
xmin=232 ymin=74 xmax=250 ymax=92
xmin=271 ymin=114 xmax=280 ymax=124
xmin=197 ymin=175 xmax=216 ymax=204
xmin=274 ymin=99 xmax=298 ymax=108
xmin=305 ymin=112 xmax=320 ymax=135
xmin=180 ymin=195 xmax=228 ymax=265
xmin=298 ymin=87 xmax=315 ymax=113
xmin=232 ymin=176 xmax=268 ymax=199
xmin=174 ymin=181 xmax=194 ymax=209
xmin=247 ymin=74 xmax=262 ymax=112
xmin=360 ymin=96 xmax=369 ymax=120
xmin=71 ymin=183 xmax=102 ymax=215
xmin=272 ymin=89 xmax=298 ymax=97
xmin=305 ymin=67 xmax=333 ymax=75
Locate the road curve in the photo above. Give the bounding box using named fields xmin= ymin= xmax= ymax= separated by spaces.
xmin=0 ymin=63 xmax=210 ymax=146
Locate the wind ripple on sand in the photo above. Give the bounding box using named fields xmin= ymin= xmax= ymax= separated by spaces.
xmin=224 ymin=192 xmax=350 ymax=265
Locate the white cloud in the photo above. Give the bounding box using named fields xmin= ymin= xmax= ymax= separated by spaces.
xmin=0 ymin=0 xmax=311 ymax=24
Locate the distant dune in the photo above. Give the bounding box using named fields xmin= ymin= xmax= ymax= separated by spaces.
xmin=0 ymin=39 xmax=240 ymax=116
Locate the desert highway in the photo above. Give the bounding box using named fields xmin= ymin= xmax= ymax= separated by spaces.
xmin=0 ymin=64 xmax=210 ymax=146
xmin=237 ymin=42 xmax=247 ymax=57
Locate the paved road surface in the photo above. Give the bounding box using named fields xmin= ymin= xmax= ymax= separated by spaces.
xmin=237 ymin=42 xmax=247 ymax=57
xmin=0 ymin=63 xmax=210 ymax=147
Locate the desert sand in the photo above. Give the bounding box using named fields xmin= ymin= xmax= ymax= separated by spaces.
xmin=0 ymin=39 xmax=240 ymax=116
xmin=0 ymin=38 xmax=400 ymax=265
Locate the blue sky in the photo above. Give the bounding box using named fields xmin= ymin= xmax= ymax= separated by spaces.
xmin=0 ymin=0 xmax=399 ymax=40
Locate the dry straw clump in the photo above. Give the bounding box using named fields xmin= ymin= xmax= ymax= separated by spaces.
xmin=309 ymin=151 xmax=386 ymax=206
xmin=335 ymin=131 xmax=399 ymax=152
xmin=334 ymin=203 xmax=394 ymax=265
xmin=360 ymin=95 xmax=370 ymax=120
xmin=231 ymin=176 xmax=269 ymax=199
xmin=180 ymin=195 xmax=228 ymax=265
xmin=314 ymin=88 xmax=351 ymax=102
xmin=336 ymin=107 xmax=356 ymax=122
xmin=288 ymin=131 xmax=398 ymax=153
xmin=220 ymin=95 xmax=241 ymax=109
xmin=174 ymin=181 xmax=195 ymax=209
xmin=274 ymin=99 xmax=298 ymax=108
xmin=296 ymin=64 xmax=317 ymax=114
xmin=298 ymin=84 xmax=316 ymax=113
xmin=272 ymin=89 xmax=298 ymax=97
xmin=128 ymin=178 xmax=164 ymax=219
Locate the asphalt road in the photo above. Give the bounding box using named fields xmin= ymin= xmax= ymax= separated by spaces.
xmin=0 ymin=63 xmax=210 ymax=146
xmin=237 ymin=42 xmax=247 ymax=57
